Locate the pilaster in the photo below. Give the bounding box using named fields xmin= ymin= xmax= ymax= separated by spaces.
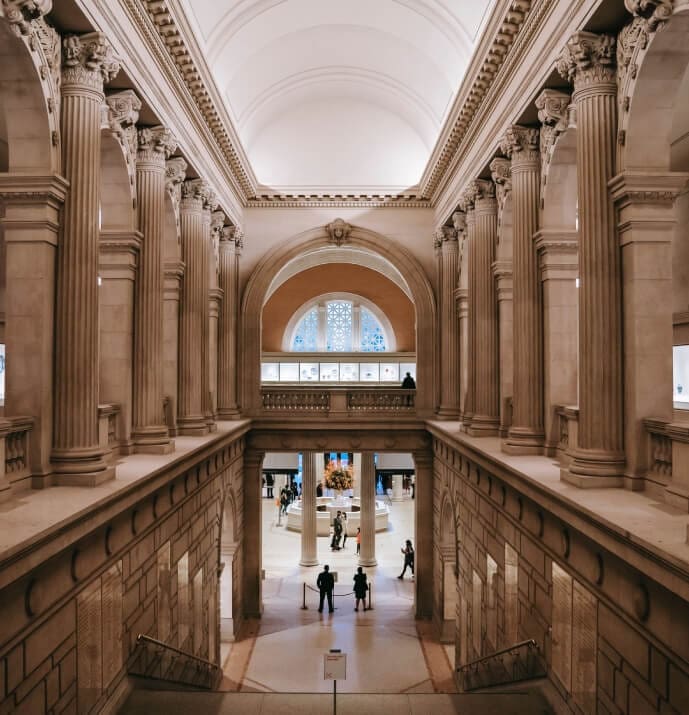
xmin=558 ymin=32 xmax=625 ymax=485
xmin=501 ymin=125 xmax=544 ymax=455
xmin=52 ymin=33 xmax=119 ymax=485
xmin=436 ymin=226 xmax=460 ymax=418
xmin=201 ymin=193 xmax=218 ymax=433
xmin=460 ymin=189 xmax=477 ymax=431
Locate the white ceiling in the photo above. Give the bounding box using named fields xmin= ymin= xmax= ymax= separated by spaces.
xmin=177 ymin=0 xmax=493 ymax=191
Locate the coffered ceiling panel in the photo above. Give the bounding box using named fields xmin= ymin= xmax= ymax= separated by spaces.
xmin=177 ymin=0 xmax=493 ymax=191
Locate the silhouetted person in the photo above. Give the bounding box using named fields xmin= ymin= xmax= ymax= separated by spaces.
xmin=401 ymin=372 xmax=416 ymax=389
xmin=353 ymin=567 xmax=369 ymax=611
xmin=398 ymin=539 xmax=415 ymax=579
xmin=317 ymin=565 xmax=335 ymax=613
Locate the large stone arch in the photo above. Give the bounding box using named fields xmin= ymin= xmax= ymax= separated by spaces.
xmin=240 ymin=225 xmax=437 ymax=415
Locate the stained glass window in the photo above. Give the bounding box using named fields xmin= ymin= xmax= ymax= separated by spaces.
xmin=360 ymin=307 xmax=387 ymax=352
xmin=291 ymin=308 xmax=318 ymax=351
xmin=326 ymin=301 xmax=353 ymax=352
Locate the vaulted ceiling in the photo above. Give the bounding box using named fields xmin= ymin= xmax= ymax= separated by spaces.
xmin=177 ymin=0 xmax=493 ymax=191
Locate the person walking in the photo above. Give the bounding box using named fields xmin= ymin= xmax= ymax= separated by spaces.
xmin=356 ymin=527 xmax=361 ymax=555
xmin=353 ymin=567 xmax=368 ymax=611
xmin=317 ymin=564 xmax=335 ymax=613
xmin=398 ymin=539 xmax=415 ymax=579
xmin=341 ymin=511 xmax=348 ymax=549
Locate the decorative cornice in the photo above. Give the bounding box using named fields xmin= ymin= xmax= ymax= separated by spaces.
xmin=609 ymin=171 xmax=689 ymax=206
xmin=556 ymin=31 xmax=616 ymax=90
xmin=420 ymin=0 xmax=533 ymax=199
xmin=326 ymin=218 xmax=352 ymax=247
xmin=246 ymin=193 xmax=431 ymax=208
xmin=137 ymin=125 xmax=177 ymax=164
xmin=62 ymin=32 xmax=120 ymax=90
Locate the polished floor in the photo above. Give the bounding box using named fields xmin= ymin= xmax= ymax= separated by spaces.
xmin=220 ymin=496 xmax=456 ymax=695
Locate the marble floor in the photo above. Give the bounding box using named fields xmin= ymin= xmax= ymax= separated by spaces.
xmin=220 ymin=497 xmax=456 ymax=694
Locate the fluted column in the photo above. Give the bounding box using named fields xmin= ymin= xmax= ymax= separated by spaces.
xmin=502 ymin=126 xmax=544 ymax=454
xmin=558 ymin=33 xmax=624 ymax=483
xmin=436 ymin=227 xmax=460 ymax=417
xmin=460 ymin=192 xmax=477 ymax=430
xmin=178 ymin=179 xmax=210 ymax=435
xmin=468 ymin=180 xmax=500 ymax=435
xmin=52 ymin=34 xmax=119 ymax=485
xmin=201 ymin=194 xmax=217 ymax=433
xmin=359 ymin=451 xmax=377 ymax=567
xmin=218 ymin=226 xmax=241 ymax=418
xmin=300 ymin=451 xmax=319 ymax=566
xmin=132 ymin=126 xmax=177 ymax=453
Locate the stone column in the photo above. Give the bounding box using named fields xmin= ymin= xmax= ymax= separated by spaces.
xmin=358 ymin=451 xmax=377 ymax=567
xmin=0 ymin=175 xmax=68 ymax=483
xmin=178 ymin=179 xmax=210 ymax=435
xmin=52 ymin=34 xmax=119 ymax=485
xmin=391 ymin=474 xmax=404 ymax=501
xmin=217 ymin=226 xmax=242 ymax=419
xmin=557 ymin=32 xmax=624 ymax=483
xmin=460 ymin=195 xmax=477 ymax=430
xmin=209 ymin=211 xmax=224 ymax=425
xmin=491 ymin=157 xmax=514 ymax=438
xmin=501 ymin=125 xmax=544 ymax=454
xmin=242 ymin=449 xmax=265 ymax=618
xmin=201 ymin=194 xmax=217 ymax=433
xmin=453 ymin=212 xmax=468 ymax=420
xmin=413 ymin=450 xmax=433 ymax=619
xmin=436 ymin=227 xmax=460 ymax=417
xmin=132 ymin=126 xmax=177 ymax=453
xmin=300 ymin=451 xmax=319 ymax=566
xmin=467 ymin=180 xmax=500 ymax=436
xmin=163 ymin=158 xmax=187 ymax=436
xmin=352 ymin=452 xmax=362 ymax=498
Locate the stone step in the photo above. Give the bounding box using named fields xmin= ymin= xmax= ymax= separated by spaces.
xmin=120 ymin=689 xmax=554 ymax=715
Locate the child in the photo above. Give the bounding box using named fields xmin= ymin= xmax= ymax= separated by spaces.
xmin=356 ymin=527 xmax=361 ymax=555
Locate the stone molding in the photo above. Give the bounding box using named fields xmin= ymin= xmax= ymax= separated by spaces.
xmin=61 ymin=32 xmax=120 ymax=91
xmin=248 ymin=193 xmax=431 ymax=208
xmin=609 ymin=171 xmax=689 ymax=208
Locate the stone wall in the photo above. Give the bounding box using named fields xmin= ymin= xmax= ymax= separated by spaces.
xmin=0 ymin=432 xmax=245 ymax=715
xmin=433 ymin=435 xmax=689 ymax=715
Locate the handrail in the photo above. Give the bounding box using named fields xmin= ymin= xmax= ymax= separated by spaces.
xmin=135 ymin=633 xmax=220 ymax=673
xmin=457 ymin=639 xmax=538 ymax=673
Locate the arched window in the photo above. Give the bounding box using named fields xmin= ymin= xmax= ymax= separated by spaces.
xmin=285 ymin=294 xmax=395 ymax=352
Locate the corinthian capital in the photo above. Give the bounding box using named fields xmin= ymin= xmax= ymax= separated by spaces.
xmin=137 ymin=126 xmax=177 ymax=164
xmin=535 ymin=89 xmax=570 ymax=127
xmin=490 ymin=157 xmax=512 ymax=210
xmin=624 ymin=0 xmax=672 ymax=31
xmin=473 ymin=179 xmax=496 ymax=202
xmin=500 ymin=125 xmax=540 ymax=159
xmin=211 ymin=210 xmax=226 ymax=238
xmin=62 ymin=32 xmax=120 ymax=89
xmin=556 ymin=31 xmax=616 ymax=89
xmin=181 ymin=177 xmax=210 ymax=206
xmin=2 ymin=0 xmax=52 ymax=35
xmin=106 ymin=90 xmax=140 ymax=131
xmin=204 ymin=188 xmax=218 ymax=212
xmin=452 ymin=211 xmax=466 ymax=234
xmin=165 ymin=157 xmax=187 ymax=194
xmin=458 ymin=184 xmax=476 ymax=212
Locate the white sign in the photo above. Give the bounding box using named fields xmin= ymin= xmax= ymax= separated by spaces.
xmin=323 ymin=653 xmax=347 ymax=680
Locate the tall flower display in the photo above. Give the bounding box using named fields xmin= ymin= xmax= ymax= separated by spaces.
xmin=323 ymin=460 xmax=354 ymax=492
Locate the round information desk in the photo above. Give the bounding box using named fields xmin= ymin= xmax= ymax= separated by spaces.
xmin=286 ymin=496 xmax=390 ymax=535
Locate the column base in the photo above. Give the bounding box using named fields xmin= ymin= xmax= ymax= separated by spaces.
xmin=299 ymin=557 xmax=319 ymax=567
xmin=560 ymin=448 xmax=625 ymax=487
xmin=459 ymin=413 xmax=475 ymax=433
xmin=465 ymin=414 xmax=500 ymax=437
xmin=502 ymin=427 xmax=544 ymax=455
xmin=132 ymin=426 xmax=175 ymax=454
xmin=436 ymin=407 xmax=460 ymax=420
xmin=358 ymin=557 xmax=377 ymax=567
xmin=51 ymin=446 xmax=116 ymax=486
xmin=177 ymin=415 xmax=209 ymax=436
xmin=217 ymin=407 xmax=241 ymax=420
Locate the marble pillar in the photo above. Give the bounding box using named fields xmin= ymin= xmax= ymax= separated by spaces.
xmin=467 ymin=180 xmax=500 ymax=436
xmin=460 ymin=196 xmax=477 ymax=430
xmin=558 ymin=32 xmax=624 ymax=483
xmin=501 ymin=125 xmax=544 ymax=454
xmin=217 ymin=227 xmax=242 ymax=419
xmin=359 ymin=451 xmax=377 ymax=567
xmin=391 ymin=474 xmax=404 ymax=501
xmin=243 ymin=449 xmax=265 ymax=618
xmin=132 ymin=126 xmax=177 ymax=453
xmin=413 ymin=450 xmax=433 ymax=619
xmin=453 ymin=212 xmax=468 ymax=421
xmin=209 ymin=210 xmax=224 ymax=426
xmin=52 ymin=33 xmax=119 ymax=485
xmin=201 ymin=195 xmax=218 ymax=433
xmin=300 ymin=451 xmax=319 ymax=566
xmin=353 ymin=452 xmax=361 ymax=498
xmin=177 ymin=179 xmax=210 ymax=435
xmin=436 ymin=227 xmax=460 ymax=417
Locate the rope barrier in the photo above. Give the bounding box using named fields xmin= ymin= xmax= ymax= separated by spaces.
xmin=300 ymin=581 xmax=374 ymax=610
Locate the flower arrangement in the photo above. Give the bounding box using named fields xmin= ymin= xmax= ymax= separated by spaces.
xmin=323 ymin=460 xmax=354 ymax=491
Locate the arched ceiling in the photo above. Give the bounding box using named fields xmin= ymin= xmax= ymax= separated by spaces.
xmin=178 ymin=0 xmax=493 ymax=191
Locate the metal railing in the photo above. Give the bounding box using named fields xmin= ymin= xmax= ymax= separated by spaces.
xmin=457 ymin=639 xmax=545 ymax=691
xmin=130 ymin=633 xmax=221 ymax=690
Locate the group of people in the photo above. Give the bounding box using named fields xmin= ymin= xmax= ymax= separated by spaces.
xmin=315 ymin=538 xmax=414 ymax=614
xmin=278 ymin=482 xmax=299 ymax=515
xmin=330 ymin=511 xmax=363 ymax=555
xmin=316 ymin=565 xmax=370 ymax=613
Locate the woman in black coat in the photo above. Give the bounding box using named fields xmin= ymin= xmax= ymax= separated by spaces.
xmin=353 ymin=567 xmax=368 ymax=611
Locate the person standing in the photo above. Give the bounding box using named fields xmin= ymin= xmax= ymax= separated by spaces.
xmin=353 ymin=567 xmax=368 ymax=612
xmin=341 ymin=511 xmax=348 ymax=549
xmin=317 ymin=564 xmax=335 ymax=613
xmin=398 ymin=539 xmax=415 ymax=579
xmin=356 ymin=527 xmax=361 ymax=555
xmin=331 ymin=511 xmax=343 ymax=550
xmin=266 ymin=474 xmax=274 ymax=499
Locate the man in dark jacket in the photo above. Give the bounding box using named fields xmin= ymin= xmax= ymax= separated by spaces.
xmin=317 ymin=565 xmax=335 ymax=613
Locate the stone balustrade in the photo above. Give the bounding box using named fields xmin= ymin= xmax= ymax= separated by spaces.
xmin=0 ymin=417 xmax=33 ymax=493
xmin=260 ymin=387 xmax=417 ymax=415
xmin=261 ymin=389 xmax=331 ymax=411
xmin=348 ymin=389 xmax=415 ymax=411
xmin=549 ymin=405 xmax=578 ymax=466
xmin=98 ymin=403 xmax=121 ymax=462
xmin=644 ymin=418 xmax=673 ymax=484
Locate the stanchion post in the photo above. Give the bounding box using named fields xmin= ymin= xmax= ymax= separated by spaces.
xmin=301 ymin=582 xmax=307 ymax=610
xmin=368 ymin=581 xmax=373 ymax=611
